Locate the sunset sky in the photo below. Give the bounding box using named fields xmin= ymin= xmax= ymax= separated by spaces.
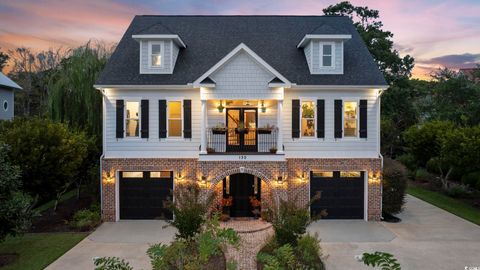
xmin=1 ymin=0 xmax=479 ymax=80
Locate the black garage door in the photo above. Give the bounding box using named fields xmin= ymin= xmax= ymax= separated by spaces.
xmin=120 ymin=171 xmax=173 ymax=219
xmin=310 ymin=171 xmax=364 ymax=219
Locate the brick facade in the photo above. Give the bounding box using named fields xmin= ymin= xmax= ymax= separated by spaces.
xmin=101 ymin=157 xmax=382 ymax=222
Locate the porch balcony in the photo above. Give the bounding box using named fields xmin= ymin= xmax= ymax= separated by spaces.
xmin=200 ymin=99 xmax=284 ymax=155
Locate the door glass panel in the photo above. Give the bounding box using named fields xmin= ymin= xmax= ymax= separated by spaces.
xmin=244 ymin=110 xmax=256 ymax=146
xmin=122 ymin=171 xmax=143 ymax=178
xmin=227 ymin=109 xmax=240 ymax=146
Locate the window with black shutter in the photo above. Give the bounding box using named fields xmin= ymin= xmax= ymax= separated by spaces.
xmin=159 ymin=100 xmax=167 ymax=138
xmin=183 ymin=100 xmax=192 ymax=138
xmin=116 ymin=100 xmax=124 ymax=138
xmin=316 ymin=99 xmax=325 ymax=138
xmin=359 ymin=99 xmax=368 ymax=138
xmin=141 ymin=100 xmax=149 ymax=138
xmin=292 ymin=99 xmax=300 ymax=138
xmin=334 ymin=100 xmax=342 ymax=138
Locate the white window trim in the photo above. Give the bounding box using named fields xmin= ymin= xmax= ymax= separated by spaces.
xmin=148 ymin=41 xmax=164 ymax=68
xmin=166 ymin=98 xmax=184 ymax=139
xmin=299 ymin=98 xmax=317 ymax=139
xmin=319 ymin=42 xmax=335 ymax=69
xmin=342 ymin=98 xmax=360 ymax=139
xmin=124 ymin=100 xmax=142 ymax=139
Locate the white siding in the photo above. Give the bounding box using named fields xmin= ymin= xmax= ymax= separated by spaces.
xmin=104 ymin=89 xmax=200 ymax=158
xmin=140 ymin=40 xmax=179 ymax=74
xmin=305 ymin=40 xmax=344 ymax=74
xmin=0 ymin=88 xmax=14 ymax=120
xmin=283 ymin=89 xmax=379 ymax=158
xmin=202 ymin=51 xmax=282 ymax=100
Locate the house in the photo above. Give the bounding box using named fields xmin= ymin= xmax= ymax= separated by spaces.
xmin=0 ymin=72 xmax=21 ymax=120
xmin=95 ymin=15 xmax=388 ymax=222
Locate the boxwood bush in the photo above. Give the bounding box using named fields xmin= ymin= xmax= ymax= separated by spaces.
xmin=382 ymin=158 xmax=407 ymax=215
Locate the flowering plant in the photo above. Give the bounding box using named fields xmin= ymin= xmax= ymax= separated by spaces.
xmin=221 ymin=197 xmax=233 ymax=207
xmin=249 ymin=197 xmax=261 ymax=208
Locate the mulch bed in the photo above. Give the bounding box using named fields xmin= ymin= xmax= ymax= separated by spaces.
xmin=29 ymin=194 xmax=95 ymax=233
xmin=0 ymin=253 xmax=19 ymax=268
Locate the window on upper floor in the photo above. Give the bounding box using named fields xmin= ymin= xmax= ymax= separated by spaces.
xmin=125 ymin=101 xmax=140 ymax=137
xmin=149 ymin=41 xmax=163 ymax=68
xmin=343 ymin=101 xmax=358 ymax=137
xmin=320 ymin=43 xmax=334 ymax=68
xmin=168 ymin=101 xmax=182 ymax=137
xmin=301 ymin=100 xmax=315 ymax=137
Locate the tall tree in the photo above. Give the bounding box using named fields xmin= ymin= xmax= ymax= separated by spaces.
xmin=0 ymin=48 xmax=9 ymax=72
xmin=48 ymin=41 xmax=112 ymax=139
xmin=323 ymin=1 xmax=414 ymax=84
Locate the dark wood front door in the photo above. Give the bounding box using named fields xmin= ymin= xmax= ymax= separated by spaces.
xmin=226 ymin=174 xmax=260 ymax=217
xmin=226 ymin=108 xmax=257 ymax=152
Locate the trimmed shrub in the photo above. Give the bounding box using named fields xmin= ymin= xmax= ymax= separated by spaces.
xmin=462 ymin=172 xmax=480 ymax=190
xmin=446 ymin=184 xmax=470 ymax=198
xmin=165 ymin=183 xmax=215 ymax=240
xmin=414 ymin=168 xmax=433 ymax=182
xmin=71 ymin=207 xmax=101 ymax=231
xmin=382 ymin=158 xmax=407 ymax=215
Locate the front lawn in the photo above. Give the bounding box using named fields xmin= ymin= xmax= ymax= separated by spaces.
xmin=407 ymin=185 xmax=480 ymax=226
xmin=0 ymin=232 xmax=87 ymax=270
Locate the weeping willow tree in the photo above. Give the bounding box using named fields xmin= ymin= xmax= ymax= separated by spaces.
xmin=48 ymin=41 xmax=113 ymax=139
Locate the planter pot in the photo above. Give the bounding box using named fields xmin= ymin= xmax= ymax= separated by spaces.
xmin=269 ymin=149 xmax=277 ymax=154
xmin=212 ymin=128 xmax=227 ymax=134
xmin=257 ymin=128 xmax=272 ymax=134
xmin=235 ymin=128 xmax=249 ymax=134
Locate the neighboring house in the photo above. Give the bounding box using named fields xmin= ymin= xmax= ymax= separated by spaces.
xmin=0 ymin=72 xmax=21 ymax=120
xmin=95 ymin=16 xmax=388 ymax=222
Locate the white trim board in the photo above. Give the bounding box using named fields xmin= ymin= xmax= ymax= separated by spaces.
xmin=192 ymin=43 xmax=291 ymax=87
xmin=132 ymin=34 xmax=187 ymax=48
xmin=297 ymin=34 xmax=352 ymax=48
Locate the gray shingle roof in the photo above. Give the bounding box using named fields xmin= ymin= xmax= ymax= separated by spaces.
xmin=96 ymin=15 xmax=387 ymax=86
xmin=0 ymin=72 xmax=22 ymax=90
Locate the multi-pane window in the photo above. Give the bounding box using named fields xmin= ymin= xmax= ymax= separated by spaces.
xmin=150 ymin=42 xmax=162 ymax=67
xmin=301 ymin=101 xmax=315 ymax=137
xmin=344 ymin=101 xmax=358 ymax=137
xmin=321 ymin=43 xmax=333 ymax=67
xmin=168 ymin=101 xmax=182 ymax=137
xmin=125 ymin=101 xmax=139 ymax=137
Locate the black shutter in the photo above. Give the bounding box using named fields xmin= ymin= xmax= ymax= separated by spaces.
xmin=359 ymin=99 xmax=368 ymax=138
xmin=159 ymin=100 xmax=167 ymax=138
xmin=183 ymin=100 xmax=192 ymax=138
xmin=116 ymin=100 xmax=124 ymax=138
xmin=141 ymin=100 xmax=149 ymax=138
xmin=292 ymin=99 xmax=300 ymax=138
xmin=316 ymin=99 xmax=325 ymax=138
xmin=334 ymin=100 xmax=343 ymax=138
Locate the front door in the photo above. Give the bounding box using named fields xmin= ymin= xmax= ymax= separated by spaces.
xmin=226 ymin=108 xmax=257 ymax=152
xmin=225 ymin=174 xmax=260 ymax=217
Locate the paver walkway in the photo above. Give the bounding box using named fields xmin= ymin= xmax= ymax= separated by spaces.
xmin=221 ymin=220 xmax=273 ymax=270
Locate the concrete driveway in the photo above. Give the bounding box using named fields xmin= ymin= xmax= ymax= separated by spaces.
xmin=46 ymin=195 xmax=480 ymax=270
xmin=313 ymin=195 xmax=480 ymax=270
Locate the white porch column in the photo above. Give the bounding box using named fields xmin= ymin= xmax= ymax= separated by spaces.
xmin=200 ymin=99 xmax=207 ymax=154
xmin=276 ymin=99 xmax=284 ymax=154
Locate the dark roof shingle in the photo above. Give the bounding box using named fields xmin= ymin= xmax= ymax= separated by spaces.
xmin=96 ymin=15 xmax=387 ymax=86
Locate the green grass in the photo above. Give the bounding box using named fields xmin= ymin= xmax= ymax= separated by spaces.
xmin=0 ymin=233 xmax=87 ymax=270
xmin=34 ymin=189 xmax=76 ymax=213
xmin=407 ymin=185 xmax=480 ymax=226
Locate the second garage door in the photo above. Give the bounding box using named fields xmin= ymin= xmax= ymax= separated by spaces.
xmin=310 ymin=171 xmax=365 ymax=219
xmin=119 ymin=171 xmax=173 ymax=220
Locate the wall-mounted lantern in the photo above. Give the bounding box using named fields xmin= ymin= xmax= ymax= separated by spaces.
xmin=175 ymin=171 xmax=185 ymax=182
xmin=217 ymin=100 xmax=225 ymax=113
xmin=298 ymin=171 xmax=308 ymax=182
xmin=260 ymin=100 xmax=266 ymax=113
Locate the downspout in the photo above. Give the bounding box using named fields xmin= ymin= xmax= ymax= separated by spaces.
xmin=377 ymin=88 xmax=385 ymax=219
xmin=97 ymin=87 xmax=107 ymax=216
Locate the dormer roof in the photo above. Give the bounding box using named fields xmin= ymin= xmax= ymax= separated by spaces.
xmin=96 ymin=16 xmax=387 ymax=87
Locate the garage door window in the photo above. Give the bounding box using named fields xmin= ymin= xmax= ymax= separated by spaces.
xmin=150 ymin=171 xmax=171 ymax=178
xmin=340 ymin=171 xmax=362 ymax=177
xmin=311 ymin=171 xmax=333 ymax=178
xmin=122 ymin=171 xmax=143 ymax=178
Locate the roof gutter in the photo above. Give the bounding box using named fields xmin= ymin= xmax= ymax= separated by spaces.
xmin=290 ymin=84 xmax=389 ymax=90
xmin=94 ymin=84 xmax=194 ymax=90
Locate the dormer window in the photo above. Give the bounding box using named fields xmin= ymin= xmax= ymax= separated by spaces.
xmin=320 ymin=42 xmax=334 ymax=68
xmin=149 ymin=41 xmax=163 ymax=68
